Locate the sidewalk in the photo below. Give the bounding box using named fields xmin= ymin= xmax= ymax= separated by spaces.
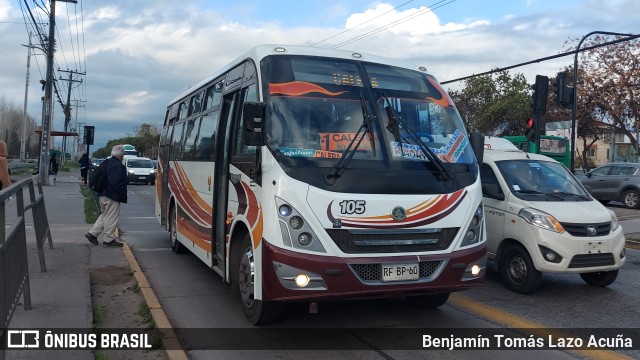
xmin=4 ymin=169 xmax=132 ymax=359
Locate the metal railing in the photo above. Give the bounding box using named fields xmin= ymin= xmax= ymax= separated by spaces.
xmin=0 ymin=175 xmax=52 ymax=358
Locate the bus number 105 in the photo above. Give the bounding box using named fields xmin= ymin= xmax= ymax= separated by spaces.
xmin=339 ymin=200 xmax=366 ymax=215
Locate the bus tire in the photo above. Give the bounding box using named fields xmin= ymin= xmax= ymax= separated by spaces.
xmin=169 ymin=204 xmax=186 ymax=254
xmin=500 ymin=244 xmax=541 ymax=294
xmin=235 ymin=233 xmax=282 ymax=325
xmin=580 ymin=270 xmax=618 ymax=287
xmin=407 ymin=293 xmax=450 ymax=308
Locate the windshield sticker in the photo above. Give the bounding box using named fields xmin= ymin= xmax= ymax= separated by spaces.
xmin=269 ymin=82 xmax=347 ymax=97
xmin=320 ymin=132 xmax=372 ymax=151
xmin=438 ymin=130 xmax=468 ymax=163
xmin=390 ymin=142 xmax=429 ymax=161
xmin=279 ymin=147 xmax=342 ymax=159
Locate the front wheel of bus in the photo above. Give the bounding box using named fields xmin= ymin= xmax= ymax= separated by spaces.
xmin=235 ymin=234 xmax=282 ymax=325
xmin=169 ymin=205 xmax=186 ymax=254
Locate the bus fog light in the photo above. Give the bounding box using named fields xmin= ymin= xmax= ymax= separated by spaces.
xmin=295 ymin=274 xmax=310 ymax=287
xmin=298 ymin=233 xmax=312 ymax=246
xmin=470 ymin=264 xmax=481 ymax=276
xmin=289 ymin=216 xmax=304 ymax=230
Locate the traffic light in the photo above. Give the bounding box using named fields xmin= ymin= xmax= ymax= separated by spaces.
xmin=532 ymin=75 xmax=549 ymax=115
xmin=524 ymin=118 xmax=538 ymax=142
xmin=555 ymin=72 xmax=574 ymax=109
xmin=84 ymin=125 xmax=94 ymax=145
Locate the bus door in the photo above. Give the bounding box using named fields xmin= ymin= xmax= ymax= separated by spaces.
xmin=212 ymin=91 xmax=239 ymax=272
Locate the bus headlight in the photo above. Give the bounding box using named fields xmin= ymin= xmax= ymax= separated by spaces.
xmin=275 ymin=197 xmax=325 ymax=253
xmin=460 ymin=205 xmax=485 ymax=248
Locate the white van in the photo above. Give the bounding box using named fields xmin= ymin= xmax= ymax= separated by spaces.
xmin=480 ymin=137 xmax=626 ymax=293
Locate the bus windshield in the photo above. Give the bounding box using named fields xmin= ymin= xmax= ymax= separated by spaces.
xmin=262 ymin=55 xmax=477 ymax=194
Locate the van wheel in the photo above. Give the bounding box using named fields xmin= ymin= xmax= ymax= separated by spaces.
xmin=580 ymin=270 xmax=618 ymax=287
xmin=169 ymin=205 xmax=186 ymax=254
xmin=621 ymin=190 xmax=639 ymax=209
xmin=500 ymin=244 xmax=541 ymax=294
xmin=407 ymin=293 xmax=450 ymax=308
xmin=233 ymin=233 xmax=281 ymax=325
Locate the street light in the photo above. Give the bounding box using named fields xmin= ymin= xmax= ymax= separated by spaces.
xmin=570 ymin=31 xmax=635 ymax=173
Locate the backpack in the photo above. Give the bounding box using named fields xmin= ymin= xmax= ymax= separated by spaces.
xmin=89 ymin=160 xmax=109 ymax=193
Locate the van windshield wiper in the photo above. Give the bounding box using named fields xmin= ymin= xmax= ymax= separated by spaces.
xmin=382 ymin=93 xmax=452 ymax=181
xmin=325 ymin=92 xmax=376 ymax=184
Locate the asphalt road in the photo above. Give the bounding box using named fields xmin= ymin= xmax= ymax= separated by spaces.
xmin=118 ymin=185 xmax=639 ymax=360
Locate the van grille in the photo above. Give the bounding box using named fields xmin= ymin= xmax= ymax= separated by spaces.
xmin=568 ymin=253 xmax=614 ymax=268
xmin=560 ymin=222 xmax=610 ymax=237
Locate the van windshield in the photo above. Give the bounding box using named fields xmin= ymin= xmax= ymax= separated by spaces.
xmin=496 ymin=160 xmax=591 ymax=201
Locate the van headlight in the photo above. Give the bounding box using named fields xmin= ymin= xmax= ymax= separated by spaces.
xmin=518 ymin=208 xmax=565 ymax=233
xmin=275 ymin=197 xmax=325 ymax=253
xmin=608 ymin=209 xmax=619 ymax=231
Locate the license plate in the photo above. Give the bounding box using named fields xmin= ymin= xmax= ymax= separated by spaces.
xmin=139 ymin=176 xmax=146 ymax=179
xmin=582 ymin=241 xmax=607 ymax=253
xmin=382 ymin=263 xmax=419 ymax=282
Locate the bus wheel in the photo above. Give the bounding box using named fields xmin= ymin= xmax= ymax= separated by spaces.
xmin=236 ymin=234 xmax=281 ymax=325
xmin=169 ymin=205 xmax=185 ymax=254
xmin=407 ymin=293 xmax=450 ymax=308
xmin=580 ymin=270 xmax=618 ymax=287
xmin=500 ymin=244 xmax=541 ymax=294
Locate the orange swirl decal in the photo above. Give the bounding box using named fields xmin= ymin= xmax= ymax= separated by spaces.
xmin=269 ymin=81 xmax=347 ymax=97
xmin=425 ymin=77 xmax=454 ymax=108
xmin=327 ymin=189 xmax=467 ymax=229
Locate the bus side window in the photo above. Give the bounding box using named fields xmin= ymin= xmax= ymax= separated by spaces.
xmin=197 ymin=110 xmax=220 ymax=161
xmin=182 ymin=117 xmax=201 ymax=161
xmin=172 ymin=122 xmax=186 ymax=161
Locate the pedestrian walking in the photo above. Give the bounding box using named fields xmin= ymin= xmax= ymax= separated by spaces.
xmin=0 ymin=140 xmax=11 ymax=190
xmin=79 ymin=153 xmax=91 ymax=185
xmin=85 ymin=144 xmax=128 ymax=247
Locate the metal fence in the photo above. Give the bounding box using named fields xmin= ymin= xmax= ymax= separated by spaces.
xmin=0 ymin=176 xmax=52 ymax=358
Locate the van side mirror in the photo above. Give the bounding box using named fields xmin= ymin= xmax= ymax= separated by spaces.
xmin=243 ymin=102 xmax=266 ymax=147
xmin=482 ymin=184 xmax=505 ymax=200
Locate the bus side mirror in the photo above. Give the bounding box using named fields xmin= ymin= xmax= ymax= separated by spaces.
xmin=469 ymin=132 xmax=484 ymax=165
xmin=243 ymin=102 xmax=266 ymax=147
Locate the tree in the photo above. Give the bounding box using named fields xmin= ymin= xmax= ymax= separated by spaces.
xmin=448 ymin=70 xmax=531 ymax=136
xmin=91 ymin=123 xmax=160 ymax=159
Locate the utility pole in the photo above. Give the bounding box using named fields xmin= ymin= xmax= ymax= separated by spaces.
xmin=58 ymin=69 xmax=84 ymax=166
xmin=39 ymin=0 xmax=78 ymax=185
xmin=21 ymin=33 xmax=34 ymax=162
xmin=71 ymin=99 xmax=86 ymax=158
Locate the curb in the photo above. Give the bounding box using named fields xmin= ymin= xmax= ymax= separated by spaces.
xmin=121 ymin=243 xmax=189 ymax=360
xmin=625 ymin=240 xmax=640 ymax=250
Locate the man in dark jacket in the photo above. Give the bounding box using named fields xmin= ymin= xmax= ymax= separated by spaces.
xmin=85 ymin=144 xmax=128 ymax=247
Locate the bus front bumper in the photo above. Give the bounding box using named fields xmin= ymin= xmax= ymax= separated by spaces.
xmin=261 ymin=241 xmax=486 ymax=302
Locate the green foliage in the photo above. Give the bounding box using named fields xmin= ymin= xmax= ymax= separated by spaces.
xmin=448 ymin=70 xmax=532 ymax=136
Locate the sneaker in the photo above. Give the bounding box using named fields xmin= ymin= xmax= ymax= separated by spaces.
xmin=85 ymin=233 xmax=98 ymax=245
xmin=102 ymin=240 xmax=124 ymax=247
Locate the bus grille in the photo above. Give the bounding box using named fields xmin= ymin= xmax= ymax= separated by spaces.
xmin=560 ymin=222 xmax=611 ymax=237
xmin=350 ymin=261 xmax=443 ymax=283
xmin=326 ymin=228 xmax=459 ymax=254
xmin=568 ymin=253 xmax=614 ymax=268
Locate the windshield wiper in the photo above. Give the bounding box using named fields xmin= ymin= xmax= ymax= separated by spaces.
xmin=382 ymin=93 xmax=452 ymax=181
xmin=325 ymin=92 xmax=376 ymax=184
xmin=553 ymin=191 xmax=590 ymax=201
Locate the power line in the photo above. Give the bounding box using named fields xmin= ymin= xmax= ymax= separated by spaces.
xmin=310 ymin=0 xmax=415 ymax=46
xmin=330 ymin=0 xmax=455 ymax=49
xmin=440 ymin=34 xmax=640 ymax=84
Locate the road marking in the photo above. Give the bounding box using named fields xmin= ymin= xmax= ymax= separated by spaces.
xmin=449 ymin=293 xmax=634 ymax=360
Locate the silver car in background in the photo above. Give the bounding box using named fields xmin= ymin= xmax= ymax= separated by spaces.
xmin=578 ymin=162 xmax=640 ymax=208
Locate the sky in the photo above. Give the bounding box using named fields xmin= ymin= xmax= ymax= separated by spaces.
xmin=0 ymin=0 xmax=638 ymax=154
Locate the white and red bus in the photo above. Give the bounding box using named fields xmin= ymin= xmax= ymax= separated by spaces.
xmin=155 ymin=45 xmax=486 ymax=324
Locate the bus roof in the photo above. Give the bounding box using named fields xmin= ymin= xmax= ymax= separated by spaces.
xmin=169 ymin=44 xmax=434 ymax=106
